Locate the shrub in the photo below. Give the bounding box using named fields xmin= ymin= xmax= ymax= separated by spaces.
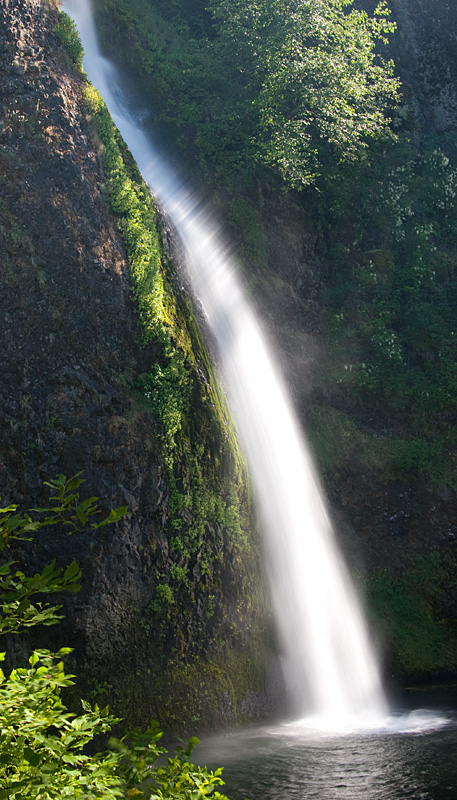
xmin=0 ymin=477 xmax=229 ymax=799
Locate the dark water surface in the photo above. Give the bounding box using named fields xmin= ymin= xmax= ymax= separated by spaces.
xmin=196 ymin=693 xmax=457 ymax=800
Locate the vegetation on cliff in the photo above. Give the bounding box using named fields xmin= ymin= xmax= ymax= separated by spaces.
xmin=78 ymin=50 xmax=265 ymax=700
xmin=58 ymin=7 xmax=269 ymax=726
xmin=0 ymin=0 xmax=268 ymax=733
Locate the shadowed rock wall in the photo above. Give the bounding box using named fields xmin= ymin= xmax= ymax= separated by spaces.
xmin=0 ymin=0 xmax=275 ymax=732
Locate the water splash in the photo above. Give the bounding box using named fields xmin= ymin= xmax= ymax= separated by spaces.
xmin=62 ymin=0 xmax=387 ymax=726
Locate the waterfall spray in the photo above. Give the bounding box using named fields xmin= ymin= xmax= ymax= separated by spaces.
xmin=63 ymin=0 xmax=387 ymax=726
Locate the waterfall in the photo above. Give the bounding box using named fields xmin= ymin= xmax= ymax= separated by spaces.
xmin=62 ymin=0 xmax=387 ymax=726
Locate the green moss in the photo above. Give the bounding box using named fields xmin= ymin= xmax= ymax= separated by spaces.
xmin=149 ymin=644 xmax=267 ymax=732
xmin=366 ymin=553 xmax=457 ymax=676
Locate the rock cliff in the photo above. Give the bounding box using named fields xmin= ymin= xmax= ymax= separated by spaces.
xmin=2 ymin=0 xmax=457 ymax=723
xmin=0 ymin=0 xmax=274 ymax=732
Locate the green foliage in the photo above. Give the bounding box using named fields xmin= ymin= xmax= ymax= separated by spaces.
xmin=85 ymin=85 xmax=194 ymax=465
xmin=143 ymin=361 xmax=191 ymax=465
xmin=155 ymin=583 xmax=175 ymax=607
xmin=366 ymin=553 xmax=457 ymax=675
xmin=83 ymin=83 xmax=105 ymax=116
xmin=0 ymin=559 xmax=80 ymax=636
xmin=83 ymin=84 xmax=198 ymax=469
xmin=94 ymin=0 xmax=399 ymax=188
xmin=55 ymin=12 xmax=84 ymax=69
xmin=318 ymin=133 xmax=457 ymax=488
xmin=0 ymin=474 xmax=127 ymax=636
xmin=34 ymin=473 xmax=128 ymax=532
xmin=0 ymin=481 xmax=229 ymax=800
xmin=210 ymin=0 xmax=399 ymax=186
xmin=86 ymin=85 xmax=250 ymax=571
xmin=89 ymin=96 xmax=168 ymax=344
xmin=0 ymin=650 xmax=121 ymax=799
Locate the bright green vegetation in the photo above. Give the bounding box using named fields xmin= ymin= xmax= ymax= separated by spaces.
xmin=84 ymin=82 xmax=259 ymax=657
xmin=0 ymin=478 xmax=229 ymax=799
xmin=55 ymin=11 xmax=84 ymax=69
xmin=93 ymin=0 xmax=399 ymax=189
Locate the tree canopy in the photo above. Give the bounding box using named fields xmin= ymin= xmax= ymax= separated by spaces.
xmin=208 ymin=0 xmax=399 ymax=184
xmin=96 ymin=0 xmax=399 ymax=187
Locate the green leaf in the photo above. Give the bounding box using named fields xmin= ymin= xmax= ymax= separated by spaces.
xmin=76 ymin=507 xmax=88 ymax=525
xmin=66 ymin=473 xmax=85 ymax=492
xmin=64 ymin=560 xmax=80 ymax=581
xmin=23 ymin=747 xmax=41 ymax=767
xmin=0 ymin=784 xmax=25 ymax=799
xmin=78 ymin=496 xmax=98 ymax=512
xmin=0 ymin=504 xmax=18 ymax=513
xmin=93 ymin=506 xmax=128 ymax=528
xmin=43 ymin=474 xmax=67 ymax=489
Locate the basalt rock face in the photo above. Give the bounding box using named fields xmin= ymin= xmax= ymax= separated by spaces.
xmin=352 ymin=0 xmax=457 ymax=138
xmin=0 ymin=0 xmax=170 ymax=719
xmin=0 ymin=0 xmax=272 ymax=732
xmin=381 ymin=0 xmax=457 ymax=135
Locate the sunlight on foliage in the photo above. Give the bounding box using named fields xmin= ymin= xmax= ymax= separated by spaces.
xmin=0 ymin=480 xmax=229 ymax=799
xmin=95 ymin=0 xmax=399 ymax=187
xmin=55 ymin=11 xmax=84 ymax=68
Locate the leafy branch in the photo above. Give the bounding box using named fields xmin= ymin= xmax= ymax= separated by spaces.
xmin=0 ymin=474 xmax=127 ymax=637
xmin=0 ymin=478 xmax=229 ymax=798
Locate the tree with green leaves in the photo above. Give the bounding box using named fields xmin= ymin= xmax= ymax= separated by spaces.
xmin=95 ymin=0 xmax=399 ymax=187
xmin=0 ymin=475 xmax=228 ymax=799
xmin=208 ymin=0 xmax=400 ymax=186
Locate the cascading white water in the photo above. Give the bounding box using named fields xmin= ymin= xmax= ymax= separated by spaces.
xmin=63 ymin=0 xmax=387 ymax=726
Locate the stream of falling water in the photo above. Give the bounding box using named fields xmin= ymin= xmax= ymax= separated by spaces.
xmin=63 ymin=0 xmax=388 ymax=727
